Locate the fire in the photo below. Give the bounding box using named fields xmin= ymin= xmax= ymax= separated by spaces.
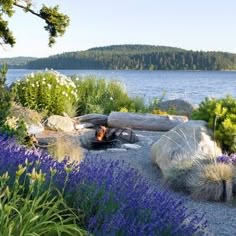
xmin=96 ymin=125 xmax=107 ymax=141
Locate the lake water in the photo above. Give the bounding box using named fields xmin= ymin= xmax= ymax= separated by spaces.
xmin=6 ymin=69 xmax=236 ymax=105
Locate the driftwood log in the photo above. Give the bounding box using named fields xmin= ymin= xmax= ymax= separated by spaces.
xmin=108 ymin=112 xmax=188 ymax=131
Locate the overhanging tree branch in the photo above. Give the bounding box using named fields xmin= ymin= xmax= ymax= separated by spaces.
xmin=0 ymin=0 xmax=70 ymax=47
xmin=13 ymin=2 xmax=43 ymax=20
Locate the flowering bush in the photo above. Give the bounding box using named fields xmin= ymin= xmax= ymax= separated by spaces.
xmin=0 ymin=134 xmax=208 ymax=235
xmin=12 ymin=70 xmax=78 ymax=116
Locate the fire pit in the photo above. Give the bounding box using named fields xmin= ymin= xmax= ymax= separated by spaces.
xmin=83 ymin=126 xmax=139 ymax=150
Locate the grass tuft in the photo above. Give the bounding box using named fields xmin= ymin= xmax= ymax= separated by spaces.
xmin=187 ymin=162 xmax=233 ymax=201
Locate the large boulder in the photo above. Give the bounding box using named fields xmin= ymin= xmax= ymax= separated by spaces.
xmin=76 ymin=113 xmax=108 ymax=126
xmin=45 ymin=115 xmax=74 ymax=132
xmin=158 ymin=99 xmax=195 ymax=117
xmin=151 ymin=120 xmax=222 ymax=176
xmin=108 ymin=112 xmax=188 ymax=131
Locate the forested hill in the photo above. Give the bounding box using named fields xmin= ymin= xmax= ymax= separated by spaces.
xmin=0 ymin=57 xmax=36 ymax=68
xmin=4 ymin=45 xmax=236 ymax=70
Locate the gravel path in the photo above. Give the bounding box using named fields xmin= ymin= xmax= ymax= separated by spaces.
xmin=86 ymin=130 xmax=236 ymax=236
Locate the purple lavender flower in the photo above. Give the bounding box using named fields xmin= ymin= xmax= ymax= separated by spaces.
xmin=0 ymin=134 xmax=208 ymax=235
xmin=216 ymin=153 xmax=236 ymax=165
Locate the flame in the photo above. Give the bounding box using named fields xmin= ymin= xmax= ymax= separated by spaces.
xmin=96 ymin=126 xmax=107 ymax=141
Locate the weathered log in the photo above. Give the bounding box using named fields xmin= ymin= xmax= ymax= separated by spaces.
xmin=108 ymin=112 xmax=188 ymax=131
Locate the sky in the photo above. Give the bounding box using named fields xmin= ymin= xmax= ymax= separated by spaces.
xmin=1 ymin=0 xmax=236 ymax=58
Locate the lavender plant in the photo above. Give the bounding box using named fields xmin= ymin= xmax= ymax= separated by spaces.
xmin=0 ymin=134 xmax=208 ymax=236
xmin=217 ymin=153 xmax=236 ymax=165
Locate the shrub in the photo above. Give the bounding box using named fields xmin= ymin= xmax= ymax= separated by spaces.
xmin=0 ymin=134 xmax=208 ymax=236
xmin=0 ymin=64 xmax=12 ymax=126
xmin=12 ymin=70 xmax=78 ymax=116
xmin=73 ymin=76 xmax=146 ymax=115
xmin=191 ymin=96 xmax=236 ymax=153
xmin=1 ymin=116 xmax=28 ymax=144
xmin=187 ymin=162 xmax=233 ymax=201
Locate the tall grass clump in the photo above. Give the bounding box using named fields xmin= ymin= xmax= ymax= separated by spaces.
xmin=13 ymin=70 xmax=78 ymax=116
xmin=187 ymin=161 xmax=233 ymax=201
xmin=0 ymin=134 xmax=208 ymax=236
xmin=191 ymin=95 xmax=236 ymax=153
xmin=73 ymin=76 xmax=145 ymax=115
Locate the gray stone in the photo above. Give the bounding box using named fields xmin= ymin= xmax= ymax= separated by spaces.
xmin=76 ymin=113 xmax=108 ymax=126
xmin=89 ymin=150 xmax=105 ymax=154
xmin=27 ymin=122 xmax=44 ymax=134
xmin=45 ymin=115 xmax=74 ymax=132
xmin=151 ymin=120 xmax=222 ymax=177
xmin=136 ymin=135 xmax=154 ymax=146
xmin=121 ymin=143 xmax=142 ymax=150
xmin=158 ymin=99 xmax=195 ymax=117
xmin=108 ymin=112 xmax=188 ymax=131
xmin=106 ymin=148 xmax=127 ymax=152
xmin=74 ymin=123 xmax=94 ymax=130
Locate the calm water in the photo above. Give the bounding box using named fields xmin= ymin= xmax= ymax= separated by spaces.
xmin=6 ymin=69 xmax=236 ymax=105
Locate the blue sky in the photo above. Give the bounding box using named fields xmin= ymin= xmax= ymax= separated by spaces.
xmin=1 ymin=0 xmax=236 ymax=57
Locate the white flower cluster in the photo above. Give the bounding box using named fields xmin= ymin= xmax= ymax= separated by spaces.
xmin=49 ymin=70 xmax=76 ymax=89
xmin=17 ymin=70 xmax=78 ymax=101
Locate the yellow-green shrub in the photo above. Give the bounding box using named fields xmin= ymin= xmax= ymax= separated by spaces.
xmin=191 ymin=96 xmax=236 ymax=153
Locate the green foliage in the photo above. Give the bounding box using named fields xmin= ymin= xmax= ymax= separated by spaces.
xmin=13 ymin=70 xmax=78 ymax=116
xmin=191 ymin=96 xmax=236 ymax=153
xmin=0 ymin=64 xmax=29 ymax=145
xmin=0 ymin=0 xmax=69 ymax=47
xmin=0 ymin=64 xmax=12 ymax=126
xmin=0 ymin=168 xmax=86 ymax=235
xmin=25 ymin=44 xmax=236 ymax=70
xmin=39 ymin=4 xmax=70 ymax=46
xmin=0 ymin=117 xmax=28 ymax=144
xmin=73 ymin=76 xmax=146 ymax=115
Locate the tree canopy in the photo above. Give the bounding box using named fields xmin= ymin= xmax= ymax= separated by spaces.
xmin=0 ymin=0 xmax=70 ymax=47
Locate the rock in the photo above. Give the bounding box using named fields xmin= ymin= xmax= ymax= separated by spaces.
xmin=121 ymin=143 xmax=142 ymax=150
xmin=158 ymin=99 xmax=195 ymax=117
xmin=74 ymin=123 xmax=94 ymax=130
xmin=45 ymin=115 xmax=74 ymax=132
xmin=27 ymin=122 xmax=44 ymax=134
xmin=76 ymin=114 xmax=108 ymax=126
xmin=106 ymin=148 xmax=127 ymax=152
xmin=151 ymin=120 xmax=222 ymax=177
xmin=108 ymin=112 xmax=188 ymax=131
